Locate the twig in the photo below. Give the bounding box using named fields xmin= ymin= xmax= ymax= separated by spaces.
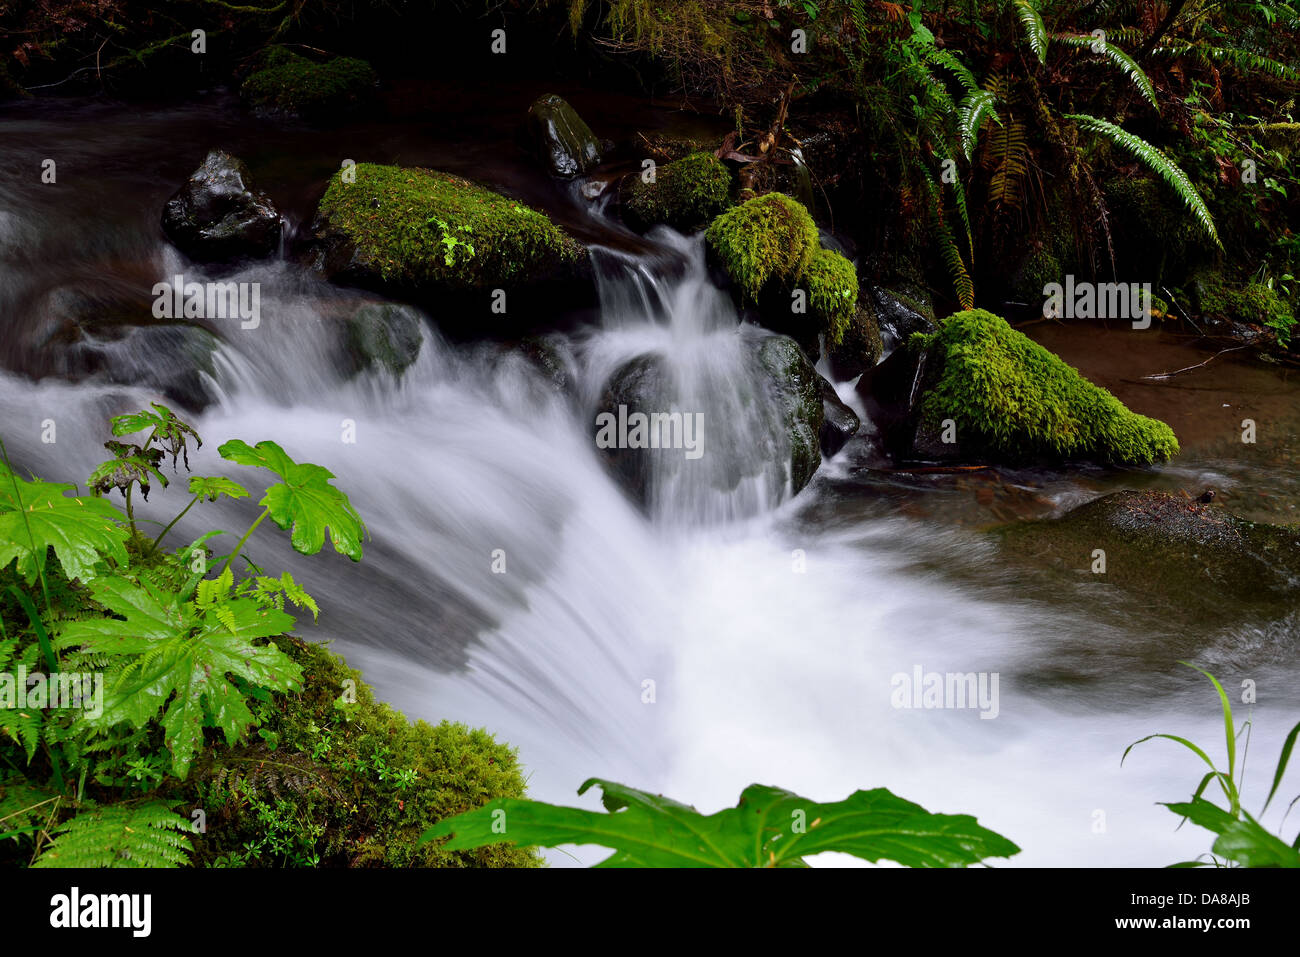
xmin=1141 ymin=345 xmax=1248 ymax=380
xmin=1162 ymin=284 xmax=1201 ymax=336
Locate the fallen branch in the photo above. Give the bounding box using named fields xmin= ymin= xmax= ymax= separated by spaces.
xmin=1140 ymin=345 xmax=1249 ymax=380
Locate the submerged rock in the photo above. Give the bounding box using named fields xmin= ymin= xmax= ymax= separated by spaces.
xmin=343 ymin=302 xmax=424 ymax=377
xmin=162 ymin=151 xmax=281 ymax=263
xmin=310 ymin=163 xmax=586 ymax=299
xmin=997 ymin=490 xmax=1300 ymax=611
xmin=864 ymin=309 xmax=1179 ymax=466
xmin=240 ymin=47 xmax=377 ymax=121
xmin=526 ymin=94 xmax=602 ymax=178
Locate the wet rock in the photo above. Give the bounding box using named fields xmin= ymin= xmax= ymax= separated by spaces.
xmin=826 ymin=303 xmax=883 ymax=379
xmin=595 ymin=353 xmax=672 ymax=506
xmin=755 ymin=334 xmax=825 ymax=492
xmin=343 ymin=303 xmax=424 ymax=377
xmin=240 ymin=47 xmax=378 ymax=121
xmin=998 ymin=490 xmax=1300 ymax=612
xmin=526 ymin=95 xmax=602 ymax=179
xmin=621 ymin=152 xmax=732 ymax=233
xmin=819 ymin=379 xmax=859 ymax=457
xmin=162 ymin=151 xmax=281 ymax=263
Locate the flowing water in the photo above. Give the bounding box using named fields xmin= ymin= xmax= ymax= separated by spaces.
xmin=3 ymin=95 xmax=1298 ymax=866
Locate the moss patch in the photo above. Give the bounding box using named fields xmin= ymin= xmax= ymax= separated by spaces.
xmin=186 ymin=636 xmax=540 ymax=868
xmin=916 ymin=309 xmax=1179 ymax=465
xmin=241 ymin=48 xmax=377 ymax=120
xmin=1195 ymin=273 xmax=1295 ymax=346
xmin=624 ymin=151 xmax=733 ymax=232
xmin=315 ymin=163 xmax=585 ymax=291
xmin=706 ymin=192 xmax=818 ymax=300
xmin=802 ymin=246 xmax=859 ymax=346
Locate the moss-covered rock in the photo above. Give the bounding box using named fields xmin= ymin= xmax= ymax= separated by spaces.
xmin=623 ymin=151 xmax=733 ymax=232
xmin=801 ymin=246 xmax=859 ymax=346
xmin=907 ymin=309 xmax=1179 ymax=465
xmin=706 ymin=192 xmax=818 ymax=300
xmin=311 ymin=163 xmax=586 ymax=295
xmin=240 ymin=47 xmax=377 ymax=120
xmin=1193 ymin=272 xmax=1295 ymax=346
xmin=826 ymin=302 xmax=884 ymax=378
xmin=185 ymin=636 xmax=540 ymax=868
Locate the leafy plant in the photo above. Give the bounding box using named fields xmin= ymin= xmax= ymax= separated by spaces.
xmin=1124 ymin=663 xmax=1300 ymax=868
xmin=419 ymin=778 xmax=1019 ymax=867
xmin=31 ymin=800 xmax=191 ymax=868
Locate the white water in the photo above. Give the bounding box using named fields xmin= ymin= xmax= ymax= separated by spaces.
xmin=2 ymin=205 xmax=1295 ymax=868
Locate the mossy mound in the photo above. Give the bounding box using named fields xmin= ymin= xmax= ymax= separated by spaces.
xmin=801 ymin=246 xmax=859 ymax=346
xmin=913 ymin=309 xmax=1179 ymax=465
xmin=241 ymin=47 xmax=377 ymax=120
xmin=185 ymin=636 xmax=540 ymax=868
xmin=706 ymin=192 xmax=818 ymax=300
xmin=1193 ymin=272 xmax=1295 ymax=346
xmin=313 ymin=163 xmax=585 ymax=293
xmin=624 ymin=152 xmax=733 ymax=232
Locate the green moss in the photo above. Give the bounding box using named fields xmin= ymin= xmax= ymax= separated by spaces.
xmin=316 ymin=163 xmax=585 ymax=291
xmin=625 ymin=152 xmax=733 ymax=231
xmin=1196 ymin=273 xmax=1295 ymax=346
xmin=241 ymin=48 xmax=377 ymax=119
xmin=801 ymin=246 xmax=859 ymax=345
xmin=706 ymin=192 xmax=818 ymax=300
xmin=186 ymin=637 xmax=541 ymax=868
xmin=917 ymin=309 xmax=1179 ymax=465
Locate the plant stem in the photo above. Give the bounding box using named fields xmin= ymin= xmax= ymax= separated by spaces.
xmin=151 ymin=493 xmax=199 ymax=553
xmin=124 ymin=485 xmax=137 ymax=538
xmin=222 ymin=506 xmax=270 ymax=575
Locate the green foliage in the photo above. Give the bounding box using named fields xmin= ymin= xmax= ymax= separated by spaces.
xmin=60 ymin=572 xmax=301 ymax=778
xmin=1055 ymin=34 xmax=1158 ymax=111
xmin=111 ymin=403 xmax=200 ymax=470
xmin=316 ymin=163 xmax=585 ymax=291
xmin=1009 ymin=0 xmax=1048 ymax=64
xmin=188 ymin=476 xmax=249 ymax=503
xmin=1067 ymin=113 xmax=1222 ymax=248
xmin=419 ymin=777 xmax=1020 ymax=867
xmin=0 ymin=464 xmax=129 ymax=586
xmin=32 ymin=801 xmax=191 ymax=868
xmin=1125 ymin=664 xmax=1300 ymax=868
xmin=624 ymin=151 xmax=733 ymax=231
xmin=240 ymin=48 xmax=377 ymax=119
xmin=801 ymin=246 xmax=859 ymax=345
xmin=218 ymin=439 xmax=366 ymax=562
xmin=1196 ymin=275 xmax=1296 ymax=346
xmin=705 ymin=192 xmax=818 ymax=300
xmin=917 ymin=309 xmax=1180 ymax=465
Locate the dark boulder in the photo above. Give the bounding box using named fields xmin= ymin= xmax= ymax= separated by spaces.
xmin=162 ymin=151 xmax=281 ymax=263
xmin=526 ymin=95 xmax=602 ymax=179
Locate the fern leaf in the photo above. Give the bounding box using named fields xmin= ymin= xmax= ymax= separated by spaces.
xmin=33 ymin=801 xmax=191 ymax=868
xmin=959 ymin=89 xmax=1002 ymax=160
xmin=1056 ymin=34 xmax=1159 ymax=110
xmin=986 ymin=114 xmax=1030 ymax=211
xmin=1009 ymin=0 xmax=1048 ymax=64
xmin=923 ymin=177 xmax=975 ymax=309
xmin=1066 ymin=113 xmax=1221 ymax=248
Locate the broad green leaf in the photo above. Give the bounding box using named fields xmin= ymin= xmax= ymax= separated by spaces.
xmin=218 ymin=440 xmax=365 ymax=561
xmin=419 ymin=778 xmax=1019 ymax=868
xmin=188 ymin=476 xmax=249 ymax=502
xmin=0 ymin=464 xmax=129 ymax=584
xmin=59 ymin=576 xmax=300 ymax=777
xmin=88 ymin=441 xmax=169 ymax=500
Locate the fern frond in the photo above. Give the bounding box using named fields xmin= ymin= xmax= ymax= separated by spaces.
xmin=922 ymin=176 xmax=975 ymax=309
xmin=33 ymin=801 xmax=191 ymax=868
xmin=918 ymin=44 xmax=979 ymax=93
xmin=959 ymin=89 xmax=1002 ymax=160
xmin=1056 ymin=34 xmax=1159 ymax=110
xmin=986 ymin=115 xmax=1030 ymax=211
xmin=1066 ymin=113 xmax=1221 ymax=248
xmin=1009 ymin=0 xmax=1048 ymax=64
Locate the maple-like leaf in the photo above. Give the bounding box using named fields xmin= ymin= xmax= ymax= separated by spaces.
xmin=59 ymin=575 xmax=301 ymax=777
xmin=0 ymin=462 xmax=129 ymax=584
xmin=218 ymin=440 xmax=365 ymax=561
